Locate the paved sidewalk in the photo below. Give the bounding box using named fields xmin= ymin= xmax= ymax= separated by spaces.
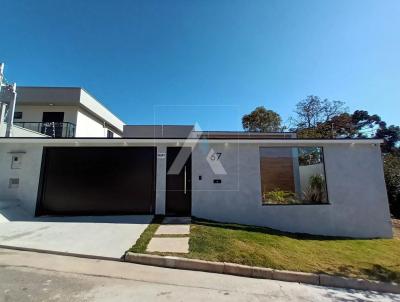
xmin=1 ymin=248 xmax=398 ymax=302
xmin=147 ymin=217 xmax=190 ymax=253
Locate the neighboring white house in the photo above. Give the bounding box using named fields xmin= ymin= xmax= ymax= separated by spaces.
xmin=6 ymin=86 xmax=124 ymax=138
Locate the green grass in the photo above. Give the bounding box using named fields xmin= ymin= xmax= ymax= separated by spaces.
xmin=186 ymin=218 xmax=400 ymax=283
xmin=128 ymin=216 xmax=163 ymax=253
xmin=130 ymin=217 xmax=400 ymax=283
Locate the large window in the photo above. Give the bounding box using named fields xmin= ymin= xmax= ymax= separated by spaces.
xmin=260 ymin=147 xmax=328 ymax=205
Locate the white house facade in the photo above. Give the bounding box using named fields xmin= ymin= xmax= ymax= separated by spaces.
xmin=0 ymin=125 xmax=393 ymax=239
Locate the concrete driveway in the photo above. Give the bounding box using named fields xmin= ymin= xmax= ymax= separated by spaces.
xmin=0 ymin=200 xmax=152 ymax=259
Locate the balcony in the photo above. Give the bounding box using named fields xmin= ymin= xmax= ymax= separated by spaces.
xmin=13 ymin=122 xmax=76 ymax=138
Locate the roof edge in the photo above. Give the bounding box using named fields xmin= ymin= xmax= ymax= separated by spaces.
xmin=0 ymin=137 xmax=384 ymax=145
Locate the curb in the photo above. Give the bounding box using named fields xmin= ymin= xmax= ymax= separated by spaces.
xmin=124 ymin=252 xmax=400 ymax=294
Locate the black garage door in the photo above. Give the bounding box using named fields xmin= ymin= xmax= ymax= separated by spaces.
xmin=36 ymin=147 xmax=156 ymax=215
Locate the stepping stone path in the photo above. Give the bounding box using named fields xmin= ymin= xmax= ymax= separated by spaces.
xmin=146 ymin=217 xmax=190 ymax=254
xmin=155 ymin=224 xmax=190 ymax=235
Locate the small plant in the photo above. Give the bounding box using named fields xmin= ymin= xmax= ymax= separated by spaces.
xmin=263 ymin=188 xmax=296 ymax=204
xmin=303 ymin=174 xmax=326 ymax=203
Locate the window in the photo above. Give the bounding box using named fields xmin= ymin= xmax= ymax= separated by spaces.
xmin=107 ymin=130 xmax=114 ymax=138
xmin=14 ymin=112 xmax=23 ymax=119
xmin=9 ymin=178 xmax=19 ymax=188
xmin=260 ymin=147 xmax=328 ymax=205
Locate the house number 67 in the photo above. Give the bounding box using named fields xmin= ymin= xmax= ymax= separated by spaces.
xmin=209 ymin=152 xmax=222 ymax=161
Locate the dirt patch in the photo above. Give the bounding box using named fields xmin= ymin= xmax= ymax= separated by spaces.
xmin=392 ymin=219 xmax=400 ymax=239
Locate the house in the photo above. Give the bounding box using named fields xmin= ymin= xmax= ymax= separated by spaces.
xmin=1 ymin=87 xmax=124 ymax=138
xmin=0 ymin=125 xmax=392 ymax=238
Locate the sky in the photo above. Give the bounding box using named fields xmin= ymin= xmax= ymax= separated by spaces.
xmin=0 ymin=0 xmax=399 ymax=130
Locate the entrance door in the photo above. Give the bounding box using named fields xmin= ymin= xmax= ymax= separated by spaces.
xmin=42 ymin=112 xmax=64 ymax=137
xmin=166 ymin=147 xmax=192 ymax=216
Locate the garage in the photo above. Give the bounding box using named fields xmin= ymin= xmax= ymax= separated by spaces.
xmin=36 ymin=147 xmax=156 ymax=215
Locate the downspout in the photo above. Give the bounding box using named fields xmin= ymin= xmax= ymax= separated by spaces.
xmin=0 ymin=63 xmax=18 ymax=137
xmin=0 ymin=63 xmax=4 ymax=133
xmin=0 ymin=63 xmax=4 ymax=92
xmin=5 ymin=83 xmax=17 ymax=137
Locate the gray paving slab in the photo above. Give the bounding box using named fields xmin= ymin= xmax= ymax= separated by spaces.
xmin=147 ymin=237 xmax=189 ymax=253
xmin=155 ymin=224 xmax=190 ymax=235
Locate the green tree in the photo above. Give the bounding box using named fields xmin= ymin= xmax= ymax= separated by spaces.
xmin=294 ymin=100 xmax=382 ymax=139
xmin=383 ymin=153 xmax=400 ymax=217
xmin=242 ymin=106 xmax=282 ymax=132
xmin=376 ymin=123 xmax=400 ymax=153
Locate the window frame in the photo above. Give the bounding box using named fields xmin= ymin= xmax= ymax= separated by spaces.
xmin=13 ymin=112 xmax=23 ymax=119
xmin=259 ymin=146 xmax=330 ymax=206
xmin=107 ymin=130 xmax=114 ymax=138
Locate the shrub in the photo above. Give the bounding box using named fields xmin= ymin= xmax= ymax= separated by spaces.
xmin=303 ymin=174 xmax=327 ymax=203
xmin=383 ymin=153 xmax=400 ymax=217
xmin=263 ymin=189 xmax=296 ymax=204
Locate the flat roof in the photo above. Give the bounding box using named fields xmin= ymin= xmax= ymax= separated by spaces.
xmin=0 ymin=137 xmax=383 ymax=146
xmin=197 ymin=131 xmax=296 ymax=139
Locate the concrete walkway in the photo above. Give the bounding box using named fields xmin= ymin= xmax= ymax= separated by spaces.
xmin=147 ymin=217 xmax=190 ymax=253
xmin=1 ymin=248 xmax=398 ymax=302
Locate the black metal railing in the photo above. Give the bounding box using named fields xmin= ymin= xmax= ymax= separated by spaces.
xmin=13 ymin=122 xmax=76 ymax=138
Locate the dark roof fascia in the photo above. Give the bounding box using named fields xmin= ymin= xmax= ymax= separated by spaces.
xmin=0 ymin=137 xmax=382 ymax=141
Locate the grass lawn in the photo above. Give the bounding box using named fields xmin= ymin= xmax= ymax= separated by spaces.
xmin=129 ymin=217 xmax=400 ymax=283
xmin=129 ymin=216 xmax=163 ymax=253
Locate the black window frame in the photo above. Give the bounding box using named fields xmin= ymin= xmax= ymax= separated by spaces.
xmin=13 ymin=112 xmax=23 ymax=119
xmin=259 ymin=146 xmax=330 ymax=206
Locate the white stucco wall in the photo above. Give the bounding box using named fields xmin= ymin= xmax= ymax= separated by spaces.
xmin=0 ymin=123 xmax=4 ymax=137
xmin=13 ymin=105 xmax=78 ymax=125
xmin=0 ymin=123 xmax=49 ymax=137
xmin=191 ymin=142 xmax=392 ymax=238
xmin=11 ymin=125 xmax=49 ymax=137
xmin=299 ymin=163 xmax=325 ymax=196
xmin=79 ymin=89 xmax=124 ymax=134
xmin=0 ymin=139 xmax=392 ymax=238
xmin=75 ymin=108 xmax=108 ymax=137
xmin=0 ymin=143 xmax=43 ymax=214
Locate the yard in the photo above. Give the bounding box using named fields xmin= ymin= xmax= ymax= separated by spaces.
xmin=130 ymin=217 xmax=400 ymax=283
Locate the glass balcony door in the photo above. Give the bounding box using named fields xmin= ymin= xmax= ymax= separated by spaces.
xmin=42 ymin=112 xmax=64 ymax=138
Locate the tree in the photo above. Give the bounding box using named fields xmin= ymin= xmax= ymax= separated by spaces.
xmin=383 ymin=153 xmax=400 ymax=217
xmin=351 ymin=110 xmax=381 ymax=133
xmin=293 ymin=98 xmax=383 ymax=139
xmin=326 ymin=110 xmax=381 ymax=138
xmin=295 ymin=112 xmax=353 ymax=139
xmin=242 ymin=106 xmax=282 ymax=132
xmin=376 ymin=123 xmax=400 ymax=153
xmin=294 ymin=96 xmax=346 ymax=129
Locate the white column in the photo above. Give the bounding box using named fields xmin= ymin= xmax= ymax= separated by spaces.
xmin=155 ymin=145 xmax=167 ymax=215
xmin=291 ymin=147 xmax=301 ymax=197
